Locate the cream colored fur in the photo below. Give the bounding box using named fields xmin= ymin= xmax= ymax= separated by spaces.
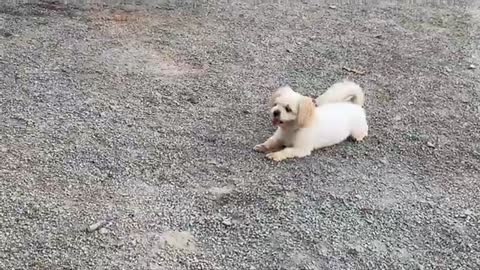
xmin=254 ymin=80 xmax=368 ymax=161
xmin=316 ymin=80 xmax=365 ymax=106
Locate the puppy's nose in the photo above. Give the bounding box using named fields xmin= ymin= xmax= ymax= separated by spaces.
xmin=273 ymin=110 xmax=280 ymax=117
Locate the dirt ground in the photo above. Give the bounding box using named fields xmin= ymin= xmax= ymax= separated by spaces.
xmin=1 ymin=0 xmax=479 ymax=269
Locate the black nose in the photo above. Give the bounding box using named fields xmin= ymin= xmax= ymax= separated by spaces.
xmin=273 ymin=110 xmax=280 ymax=117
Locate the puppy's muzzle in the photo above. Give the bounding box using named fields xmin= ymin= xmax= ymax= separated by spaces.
xmin=272 ymin=110 xmax=283 ymax=126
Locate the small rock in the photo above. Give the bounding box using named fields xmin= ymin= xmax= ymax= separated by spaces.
xmin=445 ymin=67 xmax=452 ymax=72
xmin=99 ymin=228 xmax=109 ymax=234
xmin=457 ymin=210 xmax=472 ymax=218
xmin=329 ymin=5 xmax=337 ymax=9
xmin=87 ymin=219 xmax=109 ymax=233
xmin=187 ymin=96 xmax=198 ymax=104
xmin=207 ymin=159 xmax=219 ymax=165
xmin=347 ymin=248 xmax=358 ymax=256
xmin=374 ymin=34 xmax=382 ymax=38
xmin=354 ymin=194 xmax=363 ymax=200
xmin=394 ymin=115 xmax=402 ymax=121
xmin=347 ymin=245 xmax=364 ymax=255
xmin=222 ymin=218 xmax=232 ymax=226
xmin=408 ymin=101 xmax=413 ymax=105
xmin=426 ymin=142 xmax=435 ymax=148
xmin=2 ymin=31 xmax=13 ymax=38
xmin=371 ymin=240 xmax=387 ymax=254
xmin=468 ymin=64 xmax=476 ymax=70
xmin=242 ymin=109 xmax=250 ymax=114
xmin=396 ymin=248 xmax=412 ymax=261
xmin=461 ymin=97 xmax=470 ymax=103
xmin=286 ymin=48 xmax=293 ymax=53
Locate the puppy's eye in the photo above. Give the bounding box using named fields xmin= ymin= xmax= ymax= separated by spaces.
xmin=285 ymin=106 xmax=292 ymax=113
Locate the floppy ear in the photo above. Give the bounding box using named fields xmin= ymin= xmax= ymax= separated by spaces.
xmin=297 ymin=97 xmax=316 ymax=128
xmin=269 ymin=86 xmax=294 ymax=107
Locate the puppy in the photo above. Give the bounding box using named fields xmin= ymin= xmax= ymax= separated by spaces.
xmin=254 ymin=80 xmax=368 ymax=161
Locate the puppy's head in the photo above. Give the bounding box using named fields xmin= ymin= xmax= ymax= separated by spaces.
xmin=269 ymin=86 xmax=316 ymax=128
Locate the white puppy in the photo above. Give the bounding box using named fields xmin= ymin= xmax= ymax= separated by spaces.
xmin=254 ymin=80 xmax=368 ymax=161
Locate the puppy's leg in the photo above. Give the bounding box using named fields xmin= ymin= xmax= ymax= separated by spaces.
xmin=266 ymin=147 xmax=311 ymax=161
xmin=351 ymin=121 xmax=368 ymax=142
xmin=254 ymin=135 xmax=283 ymax=153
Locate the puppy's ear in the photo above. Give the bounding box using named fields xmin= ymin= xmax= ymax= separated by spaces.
xmin=297 ymin=97 xmax=316 ymax=128
xmin=269 ymin=86 xmax=294 ymax=107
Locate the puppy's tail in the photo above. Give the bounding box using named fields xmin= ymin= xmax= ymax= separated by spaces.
xmin=315 ymin=80 xmax=365 ymax=106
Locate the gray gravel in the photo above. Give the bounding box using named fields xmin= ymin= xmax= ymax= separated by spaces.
xmin=1 ymin=1 xmax=479 ymax=269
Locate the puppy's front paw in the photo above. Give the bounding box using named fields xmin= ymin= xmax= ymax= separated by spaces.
xmin=266 ymin=151 xmax=287 ymax=161
xmin=254 ymin=144 xmax=268 ymax=153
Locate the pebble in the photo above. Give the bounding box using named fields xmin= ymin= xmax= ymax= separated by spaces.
xmin=426 ymin=142 xmax=435 ymax=148
xmin=87 ymin=220 xmax=109 ymax=233
xmin=222 ymin=218 xmax=233 ymax=226
xmin=187 ymin=96 xmax=198 ymax=104
xmin=329 ymin=5 xmax=337 ymax=9
xmin=371 ymin=240 xmax=387 ymax=254
xmin=457 ymin=209 xmax=473 ymax=218
xmin=468 ymin=64 xmax=476 ymax=69
xmin=347 ymin=245 xmax=364 ymax=255
xmin=2 ymin=31 xmax=13 ymax=38
xmin=208 ymin=160 xmax=219 ymax=165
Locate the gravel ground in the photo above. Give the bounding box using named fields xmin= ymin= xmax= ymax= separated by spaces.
xmin=1 ymin=0 xmax=479 ymax=269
